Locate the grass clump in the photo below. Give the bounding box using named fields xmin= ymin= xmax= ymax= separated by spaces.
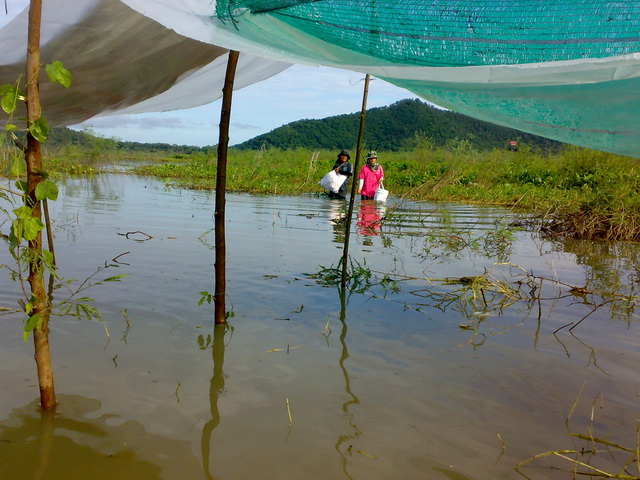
xmin=132 ymin=141 xmax=640 ymax=241
xmin=4 ymin=134 xmax=640 ymax=241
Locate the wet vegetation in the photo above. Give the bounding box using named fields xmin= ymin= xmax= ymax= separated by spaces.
xmin=5 ymin=121 xmax=640 ymax=244
xmin=121 ymin=139 xmax=640 ymax=242
xmin=314 ymin=207 xmax=640 ymax=479
xmin=4 ymin=134 xmax=640 ymax=242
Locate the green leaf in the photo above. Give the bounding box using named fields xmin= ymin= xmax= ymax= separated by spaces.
xmin=24 ymin=218 xmax=45 ymax=241
xmin=0 ymin=84 xmax=22 ymax=114
xmin=45 ymin=61 xmax=72 ymax=88
xmin=13 ymin=205 xmax=32 ymax=219
xmin=10 ymin=155 xmax=26 ymax=177
xmin=8 ymin=227 xmax=20 ymax=251
xmin=198 ymin=291 xmax=213 ymax=305
xmin=42 ymin=250 xmax=55 ymax=269
xmin=28 ymin=117 xmax=49 ymax=143
xmin=35 ymin=179 xmax=59 ymax=201
xmin=102 ymin=275 xmax=128 ymax=282
xmin=4 ymin=123 xmax=18 ymax=132
xmin=24 ymin=312 xmax=41 ymax=333
xmin=15 ymin=180 xmax=27 ymax=192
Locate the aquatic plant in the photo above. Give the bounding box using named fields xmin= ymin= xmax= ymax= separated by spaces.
xmin=515 ymin=392 xmax=640 ymax=479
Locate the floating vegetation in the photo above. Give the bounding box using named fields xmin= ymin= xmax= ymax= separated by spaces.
xmin=515 ymin=392 xmax=640 ymax=479
xmin=312 ymin=258 xmax=640 ymax=348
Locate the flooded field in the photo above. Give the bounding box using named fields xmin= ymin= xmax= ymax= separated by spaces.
xmin=1 ymin=174 xmax=639 ymax=480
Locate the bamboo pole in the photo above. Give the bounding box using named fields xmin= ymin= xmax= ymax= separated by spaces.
xmin=214 ymin=50 xmax=240 ymax=325
xmin=340 ymin=74 xmax=370 ymax=291
xmin=26 ymin=0 xmax=56 ymax=409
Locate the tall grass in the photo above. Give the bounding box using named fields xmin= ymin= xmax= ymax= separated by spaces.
xmin=132 ymin=142 xmax=640 ymax=240
xmin=3 ymin=138 xmax=639 ymax=240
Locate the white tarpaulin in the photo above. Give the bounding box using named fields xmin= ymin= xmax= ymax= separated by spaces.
xmin=0 ymin=0 xmax=291 ymax=126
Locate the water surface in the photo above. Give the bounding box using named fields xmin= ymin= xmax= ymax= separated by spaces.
xmin=1 ymin=175 xmax=638 ymax=480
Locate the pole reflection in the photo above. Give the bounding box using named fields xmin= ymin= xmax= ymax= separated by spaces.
xmin=334 ymin=289 xmax=362 ymax=480
xmin=0 ymin=394 xmax=199 ymax=479
xmin=201 ymin=324 xmax=227 ymax=480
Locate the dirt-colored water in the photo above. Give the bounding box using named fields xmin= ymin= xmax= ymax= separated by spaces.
xmin=1 ymin=175 xmax=638 ymax=480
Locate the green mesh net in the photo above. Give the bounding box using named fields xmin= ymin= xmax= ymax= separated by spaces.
xmin=216 ymin=0 xmax=640 ymax=67
xmin=212 ymin=0 xmax=640 ymax=157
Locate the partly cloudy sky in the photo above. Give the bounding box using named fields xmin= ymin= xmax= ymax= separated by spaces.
xmin=82 ymin=65 xmax=418 ymax=147
xmin=1 ymin=1 xmax=418 ymax=147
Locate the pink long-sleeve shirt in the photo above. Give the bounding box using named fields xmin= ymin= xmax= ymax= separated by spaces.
xmin=358 ymin=164 xmax=384 ymax=197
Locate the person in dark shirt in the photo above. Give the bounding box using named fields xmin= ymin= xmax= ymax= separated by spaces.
xmin=328 ymin=149 xmax=353 ymax=199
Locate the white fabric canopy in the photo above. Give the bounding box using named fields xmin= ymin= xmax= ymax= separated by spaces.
xmin=0 ymin=0 xmax=291 ymax=126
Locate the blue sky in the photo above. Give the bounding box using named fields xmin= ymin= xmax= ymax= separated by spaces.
xmin=2 ymin=0 xmax=417 ymax=147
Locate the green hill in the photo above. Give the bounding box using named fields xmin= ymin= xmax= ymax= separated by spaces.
xmin=35 ymin=99 xmax=560 ymax=153
xmin=43 ymin=127 xmax=212 ymax=154
xmin=235 ymin=98 xmax=561 ymax=152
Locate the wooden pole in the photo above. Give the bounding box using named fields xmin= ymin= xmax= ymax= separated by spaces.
xmin=340 ymin=74 xmax=370 ymax=291
xmin=214 ymin=50 xmax=240 ymax=325
xmin=26 ymin=0 xmax=56 ymax=409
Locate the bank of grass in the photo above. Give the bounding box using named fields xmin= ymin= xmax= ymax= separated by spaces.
xmin=132 ymin=142 xmax=640 ymax=241
xmin=3 ymin=140 xmax=640 ymax=241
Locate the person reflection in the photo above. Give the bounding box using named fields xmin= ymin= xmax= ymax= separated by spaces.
xmin=357 ymin=201 xmax=383 ymax=237
xmin=201 ymin=324 xmax=227 ymax=480
xmin=328 ymin=201 xmax=347 ymax=244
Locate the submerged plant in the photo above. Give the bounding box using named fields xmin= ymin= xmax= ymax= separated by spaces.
xmin=515 ymin=392 xmax=640 ymax=479
xmin=311 ymin=257 xmax=376 ymax=295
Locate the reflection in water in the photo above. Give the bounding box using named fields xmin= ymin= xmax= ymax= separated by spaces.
xmin=357 ymin=201 xmax=384 ymax=239
xmin=3 ymin=176 xmax=640 ymax=480
xmin=201 ymin=324 xmax=227 ymax=480
xmin=334 ymin=290 xmax=362 ymax=480
xmin=0 ymin=395 xmax=201 ymax=480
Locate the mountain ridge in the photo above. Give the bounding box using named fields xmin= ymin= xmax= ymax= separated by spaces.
xmin=235 ymin=98 xmax=561 ymax=152
xmin=40 ymin=98 xmax=561 ymax=153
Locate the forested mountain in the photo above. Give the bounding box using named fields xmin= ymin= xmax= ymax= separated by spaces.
xmin=42 ymin=127 xmax=212 ymax=154
xmin=236 ymin=98 xmax=561 ymax=152
xmin=36 ymin=99 xmax=560 ymax=153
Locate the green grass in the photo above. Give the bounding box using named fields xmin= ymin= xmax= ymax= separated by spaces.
xmin=3 ymin=140 xmax=640 ymax=240
xmin=130 ymin=144 xmax=640 ymax=240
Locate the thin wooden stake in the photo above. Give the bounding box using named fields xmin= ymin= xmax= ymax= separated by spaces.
xmin=26 ymin=0 xmax=56 ymax=410
xmin=214 ymin=50 xmax=240 ymax=325
xmin=341 ymin=74 xmax=370 ymax=291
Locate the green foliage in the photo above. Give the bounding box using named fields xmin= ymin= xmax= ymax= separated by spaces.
xmin=312 ymin=258 xmax=376 ymax=294
xmin=0 ymin=83 xmax=24 ymax=115
xmin=28 ymin=116 xmax=50 ymax=143
xmin=198 ymin=290 xmax=214 ymax=305
xmin=236 ymin=99 xmax=562 ymax=153
xmin=45 ymin=61 xmax=72 ymax=88
xmin=35 ymin=179 xmax=58 ymax=201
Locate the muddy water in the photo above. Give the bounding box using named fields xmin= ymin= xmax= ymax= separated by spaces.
xmin=0 ymin=175 xmax=638 ymax=480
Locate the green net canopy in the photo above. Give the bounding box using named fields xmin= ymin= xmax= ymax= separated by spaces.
xmin=212 ymin=0 xmax=640 ymax=157
xmin=217 ymin=0 xmax=640 ymax=67
xmin=1 ymin=0 xmax=639 ymax=157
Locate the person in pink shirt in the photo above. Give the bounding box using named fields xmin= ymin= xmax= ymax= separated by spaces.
xmin=358 ymin=151 xmax=384 ymax=200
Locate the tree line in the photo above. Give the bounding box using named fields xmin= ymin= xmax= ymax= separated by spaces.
xmin=235 ymin=99 xmax=563 ymax=152
xmin=31 ymin=98 xmax=562 ymax=154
